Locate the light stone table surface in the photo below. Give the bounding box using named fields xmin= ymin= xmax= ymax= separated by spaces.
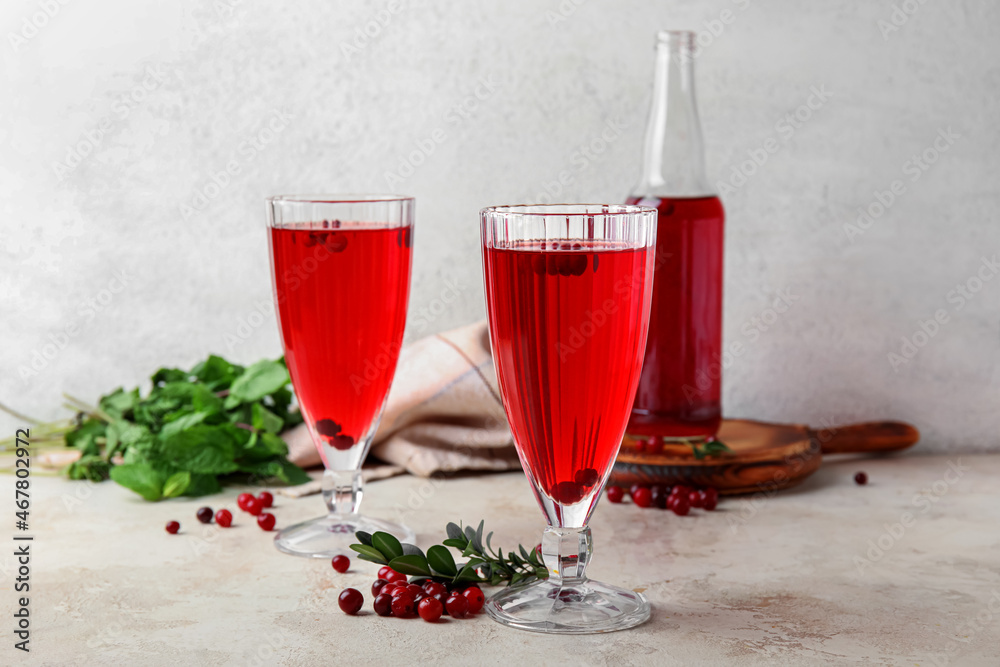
xmin=24 ymin=453 xmax=1000 ymax=666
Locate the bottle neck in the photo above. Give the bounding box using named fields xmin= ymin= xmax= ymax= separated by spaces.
xmin=634 ymin=32 xmax=714 ymax=198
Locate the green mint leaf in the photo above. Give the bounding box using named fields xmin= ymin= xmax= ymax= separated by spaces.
xmin=275 ymin=460 xmax=310 ymax=485
xmin=189 ymin=354 xmax=241 ymax=389
xmin=110 ymin=463 xmax=164 ymax=501
xmin=150 ymin=367 xmax=187 ymax=386
xmin=229 ymin=360 xmax=289 ymax=403
xmin=65 ymin=418 xmax=106 ymax=456
xmin=372 ymin=532 xmax=404 ymax=560
xmin=251 ymin=403 xmax=284 ymax=434
xmin=159 ymin=425 xmax=239 ymax=475
xmin=183 ymin=473 xmax=222 ymax=497
xmin=99 ymin=387 xmax=138 ymax=420
xmin=350 ymin=544 xmax=388 ymax=565
xmin=162 ymin=471 xmax=191 ymax=498
xmin=388 ymin=554 xmax=433 ymax=577
xmin=159 ymin=412 xmax=210 ymax=440
xmin=427 ymin=545 xmax=458 ymax=577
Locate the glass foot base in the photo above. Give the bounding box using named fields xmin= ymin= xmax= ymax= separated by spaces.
xmin=273 ymin=513 xmax=414 ymax=559
xmin=486 ymin=578 xmax=650 ymax=634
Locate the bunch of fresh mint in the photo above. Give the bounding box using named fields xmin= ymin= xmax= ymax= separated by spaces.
xmin=64 ymin=355 xmax=309 ymax=501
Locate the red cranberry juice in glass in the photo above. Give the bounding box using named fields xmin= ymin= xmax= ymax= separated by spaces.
xmin=625 ymin=195 xmax=724 ymax=438
xmin=483 ymin=241 xmax=651 ymax=508
xmin=269 ymin=225 xmax=412 ymax=470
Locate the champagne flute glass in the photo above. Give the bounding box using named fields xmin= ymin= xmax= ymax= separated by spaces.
xmin=481 ymin=204 xmax=656 ymax=633
xmin=267 ymin=195 xmax=415 ymax=557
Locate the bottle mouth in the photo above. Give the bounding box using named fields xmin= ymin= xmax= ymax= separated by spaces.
xmin=655 ymin=30 xmax=695 ymax=50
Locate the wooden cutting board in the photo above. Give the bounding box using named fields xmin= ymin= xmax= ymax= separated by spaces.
xmin=609 ymin=420 xmax=919 ymax=495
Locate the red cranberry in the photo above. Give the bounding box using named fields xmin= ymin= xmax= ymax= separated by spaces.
xmin=373 ymin=593 xmax=393 ymax=617
xmin=445 ymin=593 xmax=470 ymax=618
xmin=405 ymin=584 xmax=423 ymax=597
xmin=424 ymin=581 xmax=447 ymax=598
xmin=256 ymin=491 xmax=274 ymax=508
xmin=338 ymin=588 xmax=363 ymax=615
xmin=372 ymin=579 xmax=389 ymax=596
xmin=418 ymin=597 xmax=443 ymax=622
xmin=385 ymin=569 xmax=407 ymax=584
xmin=672 ymin=495 xmax=690 ymax=516
xmin=378 ymin=566 xmax=394 ymax=580
xmin=391 ymin=594 xmax=415 ymax=617
xmin=688 ymin=490 xmax=704 ymax=508
xmin=256 ymin=512 xmax=275 ymax=531
xmin=666 ymin=494 xmax=677 ymax=511
xmin=650 ymin=485 xmax=668 ymax=509
xmin=673 ymin=485 xmax=692 ymax=498
xmin=700 ymin=488 xmax=719 ymax=510
xmin=645 ymin=437 xmax=661 ymax=454
xmin=629 ymin=484 xmax=643 ymax=498
xmin=196 ymin=507 xmax=213 ymax=524
xmin=552 ymin=481 xmax=586 ymax=504
xmin=245 ymin=498 xmax=263 ymax=516
xmin=606 ymin=486 xmax=625 ymax=503
xmin=237 ymin=493 xmax=254 ymax=511
xmin=214 ymin=509 xmax=232 ymax=527
xmin=330 ymin=434 xmax=355 ymax=451
xmin=574 ymin=467 xmax=600 ymax=488
xmin=463 ymin=586 xmax=485 ymax=614
xmin=165 ymin=521 xmax=180 ymax=534
xmin=855 ymin=471 xmax=868 ymax=485
xmin=331 ymin=555 xmax=350 ymax=573
xmin=632 ymin=487 xmax=652 ymax=508
xmin=315 ymin=419 xmax=342 ymax=436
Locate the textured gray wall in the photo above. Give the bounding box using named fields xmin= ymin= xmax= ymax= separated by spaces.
xmin=2 ymin=0 xmax=998 ymax=452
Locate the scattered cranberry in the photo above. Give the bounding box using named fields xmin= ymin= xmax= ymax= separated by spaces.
xmin=632 ymin=487 xmax=652 ymax=508
xmin=700 ymin=488 xmax=719 ymax=510
xmin=673 ymin=485 xmax=692 ymax=498
xmin=463 ymin=586 xmax=485 ymax=614
xmin=385 ymin=569 xmax=407 ymax=584
xmin=331 ymin=555 xmax=350 ymax=573
xmin=372 ymin=579 xmax=389 ymax=597
xmin=256 ymin=512 xmax=276 ymax=531
xmin=650 ymin=485 xmax=668 ymax=510
xmin=445 ymin=593 xmax=470 ymax=618
xmin=215 ymin=509 xmax=232 ymax=527
xmin=373 ymin=593 xmax=393 ymax=617
xmin=257 ymin=491 xmax=274 ymax=508
xmin=165 ymin=521 xmax=180 ymax=534
xmin=195 ymin=507 xmax=214 ymax=524
xmin=424 ymin=581 xmax=447 ymax=598
xmin=855 ymin=471 xmax=868 ymax=485
xmin=338 ymin=588 xmax=363 ymax=615
xmin=644 ymin=437 xmax=661 ymax=454
xmin=237 ymin=493 xmax=254 ymax=511
xmin=330 ymin=434 xmax=355 ymax=451
xmin=378 ymin=566 xmax=394 ymax=580
xmin=315 ymin=419 xmax=342 ymax=436
xmin=629 ymin=484 xmax=643 ymax=498
xmin=245 ymin=498 xmax=263 ymax=516
xmin=671 ymin=495 xmax=691 ymax=516
xmin=606 ymin=486 xmax=625 ymax=503
xmin=391 ymin=594 xmax=415 ymax=617
xmin=405 ymin=583 xmax=423 ymax=598
xmin=418 ymin=597 xmax=443 ymax=622
xmin=688 ymin=490 xmax=704 ymax=508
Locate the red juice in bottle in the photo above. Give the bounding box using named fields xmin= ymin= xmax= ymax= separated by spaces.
xmin=625 ymin=195 xmax=724 ymax=439
xmin=483 ymin=241 xmax=652 ymax=506
xmin=625 ymin=31 xmax=726 ymax=444
xmin=269 ymin=224 xmax=412 ymax=470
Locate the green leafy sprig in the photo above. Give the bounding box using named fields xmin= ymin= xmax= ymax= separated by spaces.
xmin=690 ymin=439 xmax=732 ymax=461
xmin=24 ymin=354 xmax=309 ymax=500
xmin=351 ymin=521 xmax=548 ymax=587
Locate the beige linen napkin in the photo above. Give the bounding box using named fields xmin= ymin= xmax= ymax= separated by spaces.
xmin=284 ymin=321 xmax=519 ymax=480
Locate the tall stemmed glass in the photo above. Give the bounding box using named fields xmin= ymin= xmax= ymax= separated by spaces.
xmin=481 ymin=204 xmax=656 ymax=633
xmin=267 ymin=195 xmax=415 ymax=557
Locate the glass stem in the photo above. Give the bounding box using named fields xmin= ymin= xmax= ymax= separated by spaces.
xmin=541 ymin=526 xmax=593 ymax=587
xmin=322 ymin=469 xmax=362 ymax=517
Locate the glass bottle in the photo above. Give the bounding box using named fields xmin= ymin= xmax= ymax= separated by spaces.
xmin=626 ymin=30 xmax=725 ymax=446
